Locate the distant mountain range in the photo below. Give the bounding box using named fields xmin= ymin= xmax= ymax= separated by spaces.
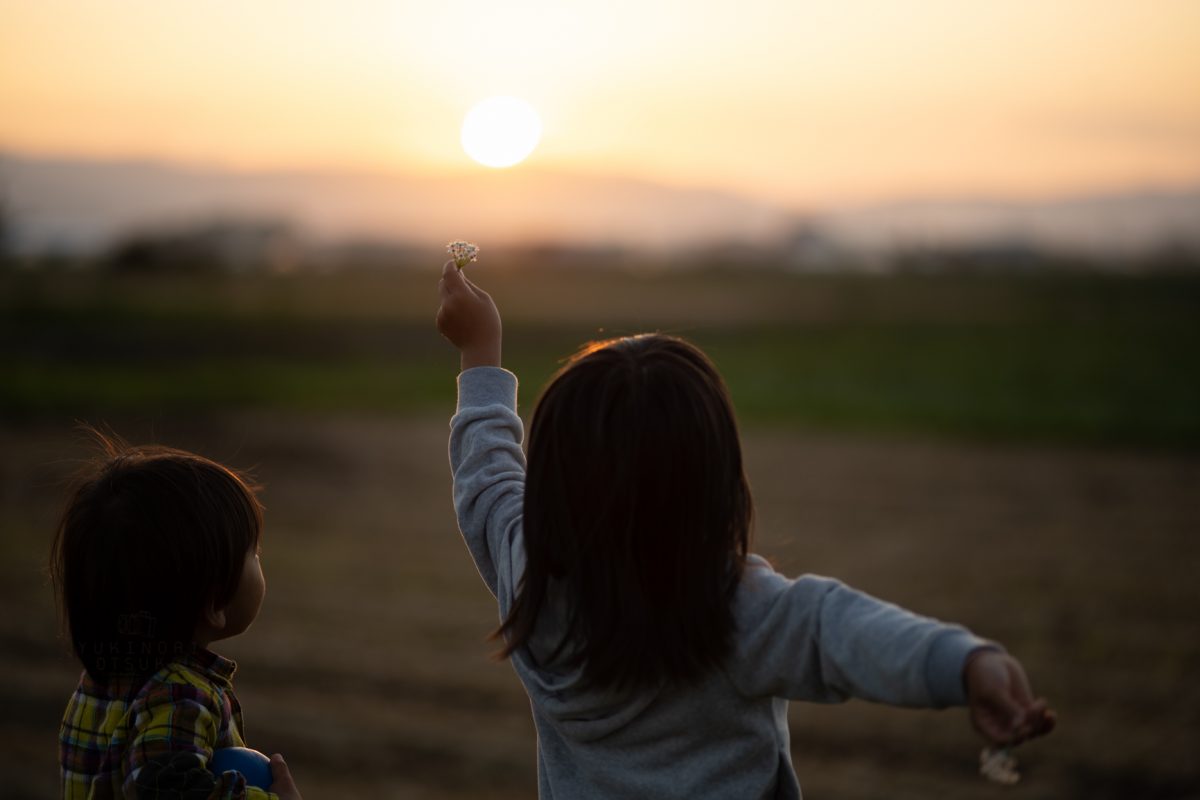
xmin=3 ymin=151 xmax=1198 ymax=259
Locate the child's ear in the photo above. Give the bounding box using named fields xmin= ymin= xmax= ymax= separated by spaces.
xmin=203 ymin=601 xmax=227 ymax=632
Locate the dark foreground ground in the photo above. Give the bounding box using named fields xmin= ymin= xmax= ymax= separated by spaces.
xmin=3 ymin=414 xmax=1197 ymax=799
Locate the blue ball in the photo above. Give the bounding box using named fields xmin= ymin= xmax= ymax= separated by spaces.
xmin=209 ymin=746 xmax=273 ymax=789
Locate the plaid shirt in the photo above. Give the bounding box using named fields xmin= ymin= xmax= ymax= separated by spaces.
xmin=59 ymin=648 xmax=276 ymax=799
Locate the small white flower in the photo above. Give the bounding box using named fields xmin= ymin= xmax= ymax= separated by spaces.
xmin=980 ymin=746 xmax=1020 ymax=785
xmin=446 ymin=240 xmax=480 ymax=270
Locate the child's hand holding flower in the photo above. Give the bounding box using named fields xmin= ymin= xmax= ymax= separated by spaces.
xmin=964 ymin=649 xmax=1056 ymax=784
xmin=437 ymin=256 xmax=501 ymax=371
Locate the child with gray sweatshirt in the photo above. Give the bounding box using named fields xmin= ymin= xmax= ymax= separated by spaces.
xmin=435 ymin=260 xmax=1054 ymax=798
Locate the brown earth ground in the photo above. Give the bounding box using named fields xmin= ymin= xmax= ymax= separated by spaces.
xmin=2 ymin=414 xmax=1197 ymax=798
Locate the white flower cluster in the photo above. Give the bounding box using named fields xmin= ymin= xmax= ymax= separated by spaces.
xmin=980 ymin=746 xmax=1020 ymax=785
xmin=447 ymin=240 xmax=480 ymax=269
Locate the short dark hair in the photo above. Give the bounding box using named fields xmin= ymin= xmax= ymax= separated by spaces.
xmin=49 ymin=430 xmax=263 ymax=683
xmin=497 ymin=334 xmax=753 ymax=692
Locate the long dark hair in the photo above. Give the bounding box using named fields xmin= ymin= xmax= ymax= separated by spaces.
xmin=496 ymin=334 xmax=753 ymax=692
xmin=49 ymin=430 xmax=263 ymax=683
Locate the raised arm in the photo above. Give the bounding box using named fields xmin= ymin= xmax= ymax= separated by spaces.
xmin=448 ymin=368 xmax=526 ymax=601
xmin=438 ymin=261 xmax=526 ymax=604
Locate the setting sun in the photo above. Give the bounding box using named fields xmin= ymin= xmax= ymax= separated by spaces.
xmin=460 ymin=96 xmax=542 ymax=168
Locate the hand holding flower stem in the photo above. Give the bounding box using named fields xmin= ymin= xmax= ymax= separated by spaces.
xmin=964 ymin=649 xmax=1056 ymax=784
xmin=437 ymin=258 xmax=501 ymax=371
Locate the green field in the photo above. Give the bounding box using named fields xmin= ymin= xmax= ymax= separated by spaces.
xmin=3 ymin=266 xmax=1199 ymax=448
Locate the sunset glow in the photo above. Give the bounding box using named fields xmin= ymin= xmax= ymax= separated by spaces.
xmin=1 ymin=0 xmax=1198 ymax=208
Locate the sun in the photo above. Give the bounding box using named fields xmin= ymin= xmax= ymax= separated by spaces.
xmin=460 ymin=96 xmax=542 ymax=168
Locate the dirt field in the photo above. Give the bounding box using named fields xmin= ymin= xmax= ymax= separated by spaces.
xmin=3 ymin=413 xmax=1197 ymax=798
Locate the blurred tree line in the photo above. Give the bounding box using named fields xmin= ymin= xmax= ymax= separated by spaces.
xmin=0 ymin=196 xmax=11 ymax=270
xmin=1 ymin=203 xmax=1198 ymax=277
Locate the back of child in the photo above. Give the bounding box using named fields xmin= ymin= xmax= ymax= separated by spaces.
xmin=51 ymin=432 xmax=301 ymax=799
xmin=436 ymin=260 xmax=1054 ymax=798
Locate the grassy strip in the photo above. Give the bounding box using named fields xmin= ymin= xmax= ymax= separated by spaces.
xmin=4 ymin=318 xmax=1197 ymax=448
xmin=4 ymin=270 xmax=1197 ymax=447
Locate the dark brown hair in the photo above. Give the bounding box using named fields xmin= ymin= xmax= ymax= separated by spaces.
xmin=49 ymin=431 xmax=263 ymax=683
xmin=496 ymin=334 xmax=753 ymax=692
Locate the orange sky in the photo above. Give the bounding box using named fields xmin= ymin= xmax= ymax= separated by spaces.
xmin=2 ymin=0 xmax=1199 ymax=208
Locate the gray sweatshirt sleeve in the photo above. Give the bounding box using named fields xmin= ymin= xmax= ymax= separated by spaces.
xmin=728 ymin=555 xmax=995 ymax=708
xmin=448 ymin=366 xmax=526 ymax=605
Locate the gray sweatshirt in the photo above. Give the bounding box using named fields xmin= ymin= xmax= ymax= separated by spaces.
xmin=449 ymin=366 xmax=992 ymax=799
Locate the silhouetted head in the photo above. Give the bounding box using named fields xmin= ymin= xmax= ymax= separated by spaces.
xmin=498 ymin=333 xmax=753 ymax=692
xmin=50 ymin=431 xmax=264 ymax=683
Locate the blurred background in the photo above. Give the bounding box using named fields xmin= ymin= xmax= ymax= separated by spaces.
xmin=2 ymin=1 xmax=1198 ymax=797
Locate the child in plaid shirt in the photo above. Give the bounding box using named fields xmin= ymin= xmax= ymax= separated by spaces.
xmin=50 ymin=433 xmax=303 ymax=799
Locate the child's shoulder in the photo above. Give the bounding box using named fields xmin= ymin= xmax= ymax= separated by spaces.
xmin=154 ymin=662 xmax=216 ymax=693
xmin=738 ymin=554 xmax=841 ymax=598
xmin=132 ymin=650 xmax=237 ymax=711
xmin=733 ymin=555 xmax=846 ymax=630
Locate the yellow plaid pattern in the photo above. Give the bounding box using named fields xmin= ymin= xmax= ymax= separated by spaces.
xmin=59 ymin=648 xmax=275 ymax=799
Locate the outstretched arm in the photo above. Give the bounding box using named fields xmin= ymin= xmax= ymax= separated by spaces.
xmin=731 ymin=563 xmax=987 ymax=708
xmin=730 ymin=558 xmax=1054 ymax=746
xmin=724 ymin=561 xmax=1056 ymax=748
